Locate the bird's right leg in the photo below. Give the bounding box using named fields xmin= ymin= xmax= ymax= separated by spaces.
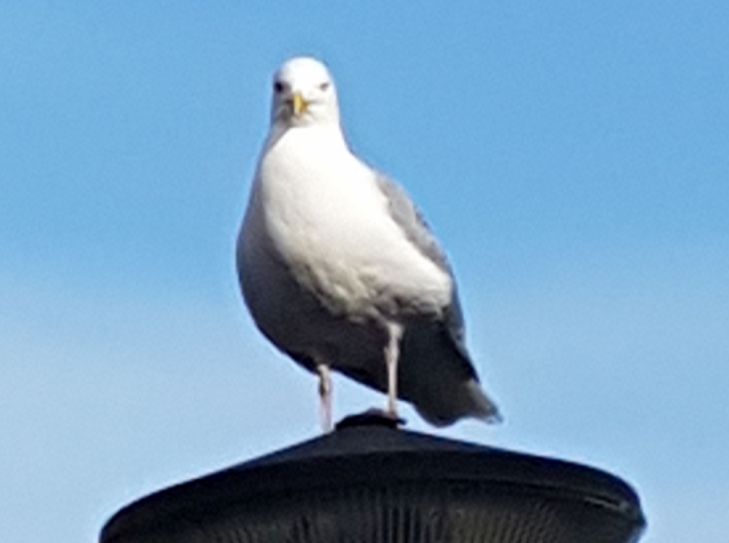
xmin=316 ymin=363 xmax=333 ymax=433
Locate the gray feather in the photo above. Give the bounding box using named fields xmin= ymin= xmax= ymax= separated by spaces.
xmin=375 ymin=174 xmax=470 ymax=356
xmin=375 ymin=174 xmax=451 ymax=274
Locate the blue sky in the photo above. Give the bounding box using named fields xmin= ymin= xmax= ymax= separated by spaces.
xmin=1 ymin=2 xmax=727 ymax=541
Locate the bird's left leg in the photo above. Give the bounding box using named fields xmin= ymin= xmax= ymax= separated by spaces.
xmin=384 ymin=322 xmax=404 ymax=419
xmin=316 ymin=363 xmax=333 ymax=433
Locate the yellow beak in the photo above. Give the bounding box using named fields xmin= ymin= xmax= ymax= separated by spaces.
xmin=292 ymin=92 xmax=309 ymax=117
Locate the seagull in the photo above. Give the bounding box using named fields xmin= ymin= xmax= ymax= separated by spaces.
xmin=237 ymin=57 xmax=501 ymax=430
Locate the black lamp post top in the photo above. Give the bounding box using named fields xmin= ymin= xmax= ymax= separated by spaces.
xmin=101 ymin=411 xmax=646 ymax=543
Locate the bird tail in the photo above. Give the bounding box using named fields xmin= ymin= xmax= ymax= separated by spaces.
xmin=413 ymin=378 xmax=502 ymax=427
xmin=464 ymin=379 xmax=503 ymax=424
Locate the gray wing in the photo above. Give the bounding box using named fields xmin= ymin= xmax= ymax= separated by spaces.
xmin=375 ymin=174 xmax=451 ymax=274
xmin=374 ymin=174 xmax=501 ymax=425
xmin=375 ymin=174 xmax=469 ymax=355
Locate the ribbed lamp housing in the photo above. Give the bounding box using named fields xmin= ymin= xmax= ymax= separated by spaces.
xmin=100 ymin=413 xmax=646 ymax=543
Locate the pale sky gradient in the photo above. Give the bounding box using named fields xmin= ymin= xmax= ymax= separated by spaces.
xmin=2 ymin=2 xmax=728 ymax=542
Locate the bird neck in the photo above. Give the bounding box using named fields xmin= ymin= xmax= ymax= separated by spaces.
xmin=265 ymin=122 xmax=349 ymax=155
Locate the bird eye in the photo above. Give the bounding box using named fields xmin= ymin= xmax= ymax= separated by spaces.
xmin=319 ymin=82 xmax=330 ymax=91
xmin=274 ymin=81 xmax=285 ymax=93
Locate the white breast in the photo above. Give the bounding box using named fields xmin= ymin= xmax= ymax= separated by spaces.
xmin=253 ymin=125 xmax=452 ymax=318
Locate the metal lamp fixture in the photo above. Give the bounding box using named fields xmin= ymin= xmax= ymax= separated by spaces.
xmin=100 ymin=412 xmax=645 ymax=543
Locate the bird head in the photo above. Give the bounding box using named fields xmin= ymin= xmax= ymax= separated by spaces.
xmin=270 ymin=57 xmax=340 ymax=128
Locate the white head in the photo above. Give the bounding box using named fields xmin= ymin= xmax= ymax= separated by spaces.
xmin=270 ymin=57 xmax=340 ymax=128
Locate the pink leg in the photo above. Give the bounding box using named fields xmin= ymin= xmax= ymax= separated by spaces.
xmin=384 ymin=322 xmax=404 ymax=418
xmin=317 ymin=364 xmax=333 ymax=433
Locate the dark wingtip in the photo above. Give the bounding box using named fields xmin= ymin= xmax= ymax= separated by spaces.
xmin=482 ymin=410 xmax=504 ymax=425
